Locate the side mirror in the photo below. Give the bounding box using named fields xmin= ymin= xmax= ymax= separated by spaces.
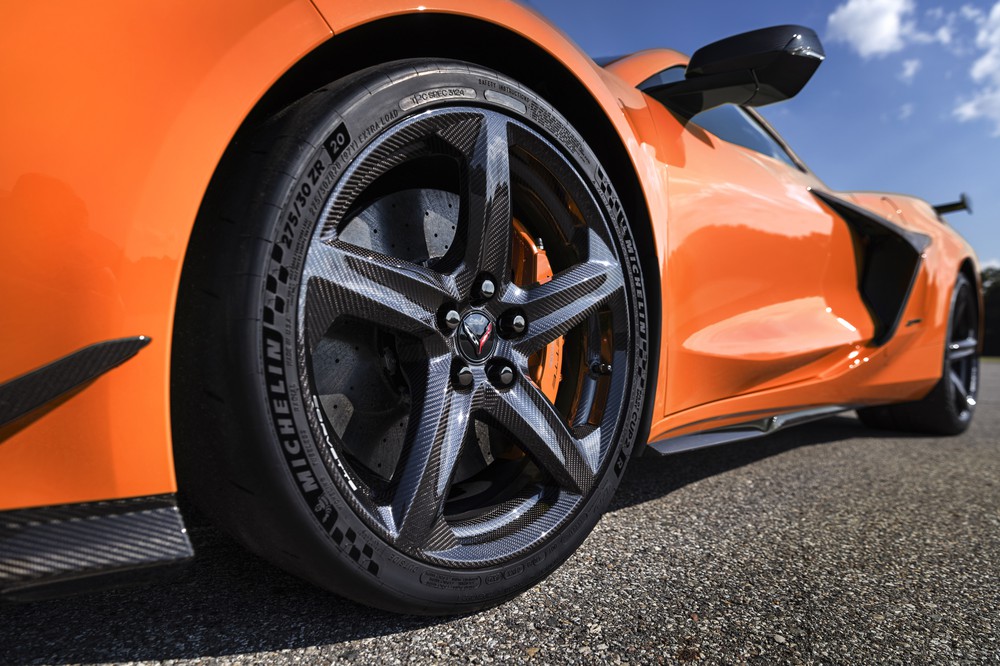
xmin=642 ymin=25 xmax=824 ymax=117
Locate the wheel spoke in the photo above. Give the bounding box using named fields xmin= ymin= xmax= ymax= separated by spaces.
xmin=947 ymin=337 xmax=977 ymax=361
xmin=391 ymin=356 xmax=473 ymax=548
xmin=303 ymin=238 xmax=456 ymax=350
xmin=511 ymin=229 xmax=623 ymax=355
xmin=949 ymin=369 xmax=968 ymax=401
xmin=484 ymin=375 xmax=599 ymax=495
xmin=455 ymin=115 xmax=513 ymax=294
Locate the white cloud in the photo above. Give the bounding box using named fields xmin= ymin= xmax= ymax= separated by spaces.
xmin=954 ymin=2 xmax=1000 ymax=135
xmin=954 ymin=89 xmax=1000 ymax=134
xmin=828 ymin=0 xmax=916 ymax=57
xmin=827 ymin=0 xmax=958 ymax=57
xmin=961 ymin=5 xmax=985 ymax=22
xmin=899 ymin=102 xmax=915 ymax=119
xmin=970 ymin=6 xmax=1000 ymax=84
xmin=900 ymin=58 xmax=922 ymax=81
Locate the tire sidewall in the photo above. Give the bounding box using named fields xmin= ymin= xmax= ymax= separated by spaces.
xmin=248 ymin=60 xmax=650 ymax=612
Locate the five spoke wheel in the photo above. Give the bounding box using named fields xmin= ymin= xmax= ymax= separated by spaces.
xmin=300 ymin=107 xmax=630 ymax=565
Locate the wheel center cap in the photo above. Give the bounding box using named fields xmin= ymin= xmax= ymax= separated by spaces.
xmin=457 ymin=312 xmax=497 ymax=364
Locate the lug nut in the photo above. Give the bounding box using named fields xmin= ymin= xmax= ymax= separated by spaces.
xmin=454 ymin=365 xmax=474 ymax=388
xmin=491 ymin=364 xmax=515 ymax=387
xmin=478 ymin=279 xmax=496 ymax=300
xmin=502 ymin=313 xmax=527 ymax=336
xmin=444 ymin=309 xmax=461 ymax=330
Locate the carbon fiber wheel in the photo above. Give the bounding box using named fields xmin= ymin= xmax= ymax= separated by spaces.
xmin=175 ymin=60 xmax=649 ymax=614
xmin=301 ymin=105 xmax=631 ymax=567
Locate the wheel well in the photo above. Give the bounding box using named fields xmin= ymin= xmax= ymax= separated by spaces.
xmin=203 ymin=12 xmax=661 ymax=449
xmin=959 ymin=258 xmax=979 ymax=291
xmin=959 ymin=258 xmax=982 ymax=328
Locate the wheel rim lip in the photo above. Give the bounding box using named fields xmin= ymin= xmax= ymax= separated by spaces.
xmin=294 ymin=104 xmax=633 ymax=567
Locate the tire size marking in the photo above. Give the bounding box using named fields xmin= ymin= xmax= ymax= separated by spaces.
xmin=324 ymin=123 xmax=351 ymax=161
xmin=280 ymin=159 xmax=326 ymax=248
xmin=325 ymin=111 xmax=398 ymax=176
xmin=325 ymin=122 xmax=364 ymax=175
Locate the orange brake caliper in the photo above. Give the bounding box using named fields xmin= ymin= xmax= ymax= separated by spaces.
xmin=510 ymin=219 xmax=563 ymax=403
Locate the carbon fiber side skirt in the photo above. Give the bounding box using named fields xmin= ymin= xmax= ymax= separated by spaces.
xmin=0 ymin=494 xmax=193 ymax=602
xmin=647 ymin=404 xmax=858 ymax=456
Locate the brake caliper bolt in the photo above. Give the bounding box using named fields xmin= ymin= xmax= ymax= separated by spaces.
xmin=444 ymin=309 xmax=461 ymax=330
xmin=454 ymin=365 xmax=474 ymax=388
xmin=478 ymin=279 xmax=496 ymax=300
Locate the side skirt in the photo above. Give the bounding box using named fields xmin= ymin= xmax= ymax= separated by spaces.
xmin=0 ymin=494 xmax=193 ymax=602
xmin=648 ymin=405 xmax=857 ymax=456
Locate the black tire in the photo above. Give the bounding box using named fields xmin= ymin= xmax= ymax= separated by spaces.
xmin=173 ymin=59 xmax=650 ymax=614
xmin=857 ymin=273 xmax=979 ymax=435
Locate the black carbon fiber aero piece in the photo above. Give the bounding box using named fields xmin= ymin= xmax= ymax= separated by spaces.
xmin=811 ymin=190 xmax=931 ymax=345
xmin=0 ymin=494 xmax=193 ymax=602
xmin=0 ymin=336 xmax=151 ymax=430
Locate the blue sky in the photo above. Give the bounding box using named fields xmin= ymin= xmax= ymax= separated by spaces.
xmin=529 ymin=0 xmax=1000 ymax=268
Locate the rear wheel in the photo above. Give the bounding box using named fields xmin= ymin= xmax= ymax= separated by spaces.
xmin=173 ymin=60 xmax=649 ymax=614
xmin=857 ymin=273 xmax=979 ymax=435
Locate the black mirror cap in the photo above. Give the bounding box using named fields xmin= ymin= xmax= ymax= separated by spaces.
xmin=690 ymin=25 xmax=824 ymax=106
xmin=645 ymin=25 xmax=824 ymax=118
xmin=687 ymin=25 xmax=824 ymax=77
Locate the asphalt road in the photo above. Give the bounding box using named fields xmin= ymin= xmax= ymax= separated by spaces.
xmin=4 ymin=363 xmax=999 ymax=665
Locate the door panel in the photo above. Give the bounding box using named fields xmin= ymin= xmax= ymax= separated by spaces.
xmin=646 ymin=102 xmax=874 ymax=416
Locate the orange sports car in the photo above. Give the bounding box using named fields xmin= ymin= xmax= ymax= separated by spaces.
xmin=0 ymin=1 xmax=982 ymax=614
